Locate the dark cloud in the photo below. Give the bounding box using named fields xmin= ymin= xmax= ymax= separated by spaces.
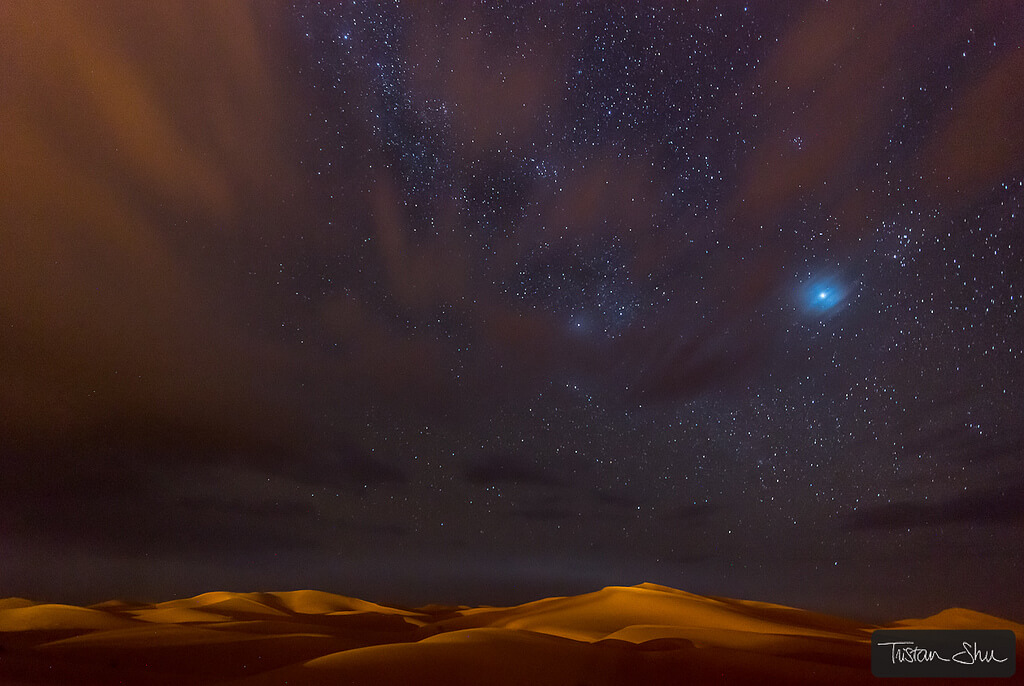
xmin=660 ymin=550 xmax=716 ymax=566
xmin=329 ymin=449 xmax=409 ymax=488
xmin=849 ymin=480 xmax=1024 ymax=530
xmin=5 ymin=488 xmax=327 ymax=557
xmin=1 ymin=455 xmax=412 ymax=559
xmin=511 ymin=506 xmax=578 ymax=522
xmin=179 ymin=496 xmax=320 ymax=521
xmin=627 ymin=329 xmax=766 ymax=401
xmin=594 ymin=490 xmax=643 ymax=509
xmin=659 ymin=503 xmax=719 ymax=522
xmin=896 ymin=428 xmax=1023 ymax=468
xmin=345 ymin=522 xmax=410 ymax=539
xmin=463 ymin=453 xmax=569 ymax=488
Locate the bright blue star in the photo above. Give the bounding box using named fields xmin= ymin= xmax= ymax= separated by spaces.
xmin=801 ymin=275 xmax=851 ymax=315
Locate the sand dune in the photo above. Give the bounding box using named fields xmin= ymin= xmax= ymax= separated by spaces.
xmin=269 ymin=589 xmax=423 ymax=617
xmin=155 ymin=592 xmax=292 ymax=618
xmin=891 ymin=607 xmax=1024 ymax=633
xmin=0 ymin=584 xmax=1019 ymax=685
xmin=0 ymin=603 xmax=139 ymax=632
xmin=460 ymin=584 xmax=875 ymax=642
xmin=0 ymin=599 xmax=35 ymax=611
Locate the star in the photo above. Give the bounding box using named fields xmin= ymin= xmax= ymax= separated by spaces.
xmin=801 ymin=275 xmax=851 ymax=315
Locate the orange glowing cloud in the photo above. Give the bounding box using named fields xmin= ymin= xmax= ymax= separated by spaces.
xmin=0 ymin=1 xmax=307 ymax=450
xmin=921 ymin=48 xmax=1024 ymax=206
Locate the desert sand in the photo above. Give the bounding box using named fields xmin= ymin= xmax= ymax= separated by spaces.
xmin=0 ymin=583 xmax=1019 ymax=685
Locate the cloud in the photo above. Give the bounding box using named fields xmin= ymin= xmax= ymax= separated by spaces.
xmin=849 ymin=480 xmax=1024 ymax=530
xmin=324 ymin=443 xmax=409 ymax=488
xmin=0 ymin=1 xmax=312 ymax=460
xmin=594 ymin=490 xmax=643 ymax=509
xmin=733 ymin=1 xmax=922 ymax=231
xmin=898 ymin=428 xmax=1023 ymax=468
xmin=626 ymin=328 xmax=765 ymax=401
xmin=0 ymin=447 xmax=412 ymax=559
xmin=659 ymin=503 xmax=718 ymax=522
xmin=463 ymin=452 xmax=569 ymax=488
xmin=4 ymin=485 xmax=328 ymax=557
xmin=920 ymin=46 xmax=1024 ymax=207
xmin=511 ymin=506 xmax=578 ymax=521
xmin=404 ymin=3 xmax=568 ymax=156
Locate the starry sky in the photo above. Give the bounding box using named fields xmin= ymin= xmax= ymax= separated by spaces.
xmin=1 ymin=1 xmax=1022 ymax=621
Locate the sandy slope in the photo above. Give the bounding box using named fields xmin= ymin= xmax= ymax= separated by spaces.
xmin=0 ymin=584 xmax=1020 ymax=685
xmin=891 ymin=607 xmax=1024 ymax=633
xmin=0 ymin=604 xmax=139 ymax=632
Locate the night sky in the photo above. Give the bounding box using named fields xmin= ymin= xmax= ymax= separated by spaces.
xmin=2 ymin=1 xmax=1023 ymax=622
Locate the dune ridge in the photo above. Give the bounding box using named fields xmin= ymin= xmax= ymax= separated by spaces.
xmin=0 ymin=584 xmax=1020 ymax=685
